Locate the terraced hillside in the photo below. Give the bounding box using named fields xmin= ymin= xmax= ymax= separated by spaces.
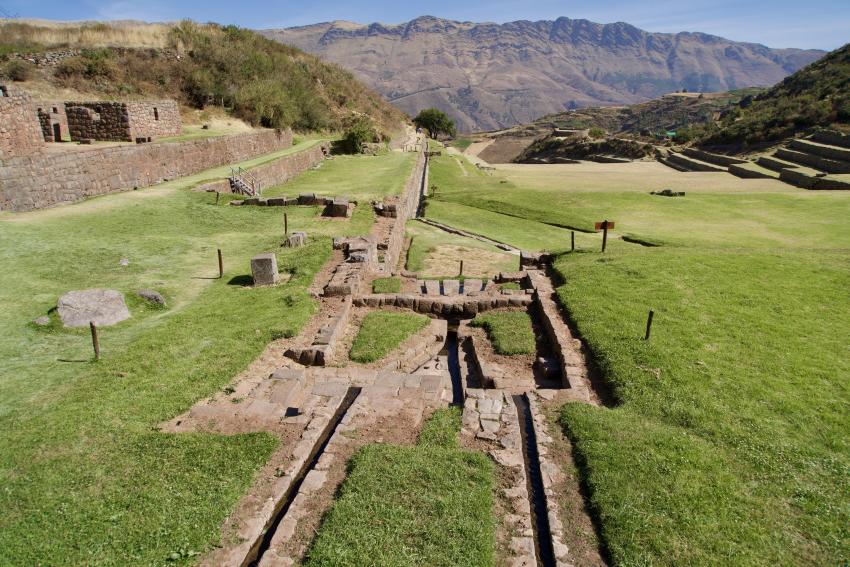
xmin=661 ymin=130 xmax=850 ymax=189
xmin=699 ymin=42 xmax=850 ymax=147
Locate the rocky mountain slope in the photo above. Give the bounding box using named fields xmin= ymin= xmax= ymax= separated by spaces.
xmin=262 ymin=16 xmax=824 ymax=132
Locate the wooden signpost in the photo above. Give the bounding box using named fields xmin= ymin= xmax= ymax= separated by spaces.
xmin=595 ymin=220 xmax=615 ymax=252
xmin=284 ymin=212 xmax=288 ymax=236
xmin=217 ymin=248 xmax=223 ymax=279
xmin=645 ymin=309 xmax=655 ymax=340
xmin=90 ymin=322 xmax=100 ymax=361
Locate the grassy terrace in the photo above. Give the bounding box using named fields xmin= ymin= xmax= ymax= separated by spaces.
xmin=0 ymin=148 xmax=414 ymax=564
xmin=305 ymin=408 xmax=495 ymax=566
xmin=471 ymin=312 xmax=536 ymax=355
xmin=350 ymin=312 xmax=429 ymax=363
xmin=264 ymin=151 xmax=416 ymax=201
xmin=405 ymin=220 xmax=517 ymax=277
xmin=426 ymin=153 xmax=850 ymax=564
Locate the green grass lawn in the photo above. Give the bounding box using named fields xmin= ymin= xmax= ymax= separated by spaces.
xmin=264 ymin=151 xmax=416 ymax=201
xmin=372 ymin=277 xmax=401 ymax=294
xmin=349 ymin=312 xmax=429 ymax=363
xmin=426 ymin=152 xmax=850 ymax=564
xmin=448 ymin=138 xmax=474 ymax=151
xmin=471 ymin=312 xmax=536 ymax=355
xmin=0 ymin=145 xmax=381 ymax=565
xmin=304 ymin=407 xmax=495 ymax=566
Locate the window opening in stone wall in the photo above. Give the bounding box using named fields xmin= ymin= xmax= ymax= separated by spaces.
xmin=52 ymin=107 xmax=58 ymax=113
xmin=153 ymin=107 xmax=159 ymax=121
xmin=0 ymin=86 xmax=8 ymax=97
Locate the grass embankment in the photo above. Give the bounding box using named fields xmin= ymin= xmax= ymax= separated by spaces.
xmin=405 ymin=220 xmax=517 ymax=277
xmin=350 ymin=312 xmax=429 ymax=363
xmin=0 ymin=150 xmax=405 ymax=564
xmin=471 ymin=312 xmax=536 ymax=355
xmin=448 ymin=138 xmax=474 ymax=151
xmin=305 ymin=407 xmax=495 ymax=566
xmin=372 ymin=277 xmax=401 ymax=294
xmin=426 ymin=150 xmax=850 ymax=564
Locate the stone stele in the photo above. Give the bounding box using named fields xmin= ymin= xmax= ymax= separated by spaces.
xmin=251 ymin=253 xmax=279 ymax=286
xmin=57 ymin=289 xmax=131 ymax=328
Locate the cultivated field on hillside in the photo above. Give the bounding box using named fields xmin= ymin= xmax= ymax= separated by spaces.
xmin=425 ymin=154 xmax=850 ymax=565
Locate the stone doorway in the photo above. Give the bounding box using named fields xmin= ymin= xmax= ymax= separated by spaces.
xmin=52 ymin=123 xmax=62 ymax=142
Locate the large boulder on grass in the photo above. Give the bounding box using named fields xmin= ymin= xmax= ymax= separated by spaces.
xmin=57 ymin=289 xmax=131 ymax=328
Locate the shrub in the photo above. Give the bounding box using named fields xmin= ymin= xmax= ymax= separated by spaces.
xmin=588 ymin=127 xmax=606 ymax=139
xmin=335 ymin=116 xmax=378 ymax=154
xmin=3 ymin=59 xmax=34 ymax=81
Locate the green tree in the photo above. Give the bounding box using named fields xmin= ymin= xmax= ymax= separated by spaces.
xmin=335 ymin=116 xmax=378 ymax=154
xmin=413 ymin=108 xmax=457 ymax=139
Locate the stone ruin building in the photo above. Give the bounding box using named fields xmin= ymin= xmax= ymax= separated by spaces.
xmin=0 ymin=83 xmax=181 ymax=160
xmin=0 ymin=84 xmax=45 ymax=160
xmin=65 ymin=100 xmax=181 ymax=142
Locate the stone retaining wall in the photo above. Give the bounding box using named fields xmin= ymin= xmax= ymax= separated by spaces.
xmin=383 ymin=148 xmax=426 ymax=272
xmin=381 ymin=318 xmax=447 ymax=373
xmin=251 ymin=144 xmax=326 ymax=190
xmin=354 ymin=292 xmax=532 ymax=318
xmin=458 ymin=321 xmax=503 ymax=387
xmin=528 ymin=271 xmax=594 ymax=399
xmin=0 ymin=128 xmax=293 ymax=212
xmin=285 ymin=297 xmax=352 ymax=366
xmin=526 ymin=393 xmax=573 ymax=564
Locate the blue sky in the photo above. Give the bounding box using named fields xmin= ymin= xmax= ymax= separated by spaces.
xmin=3 ymin=0 xmax=848 ymax=50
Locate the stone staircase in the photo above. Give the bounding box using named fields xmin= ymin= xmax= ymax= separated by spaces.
xmin=658 ymin=130 xmax=850 ymax=190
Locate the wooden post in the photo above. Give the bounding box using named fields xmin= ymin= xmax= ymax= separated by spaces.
xmin=601 ymin=220 xmax=609 ymax=253
xmin=90 ymin=321 xmax=100 ymax=361
xmin=284 ymin=213 xmax=288 ymax=236
xmin=215 ymin=191 xmax=220 ymax=205
xmin=644 ymin=309 xmax=655 ymax=340
xmin=217 ymin=248 xmax=223 ymax=279
xmin=571 ymin=231 xmax=575 ymax=252
xmin=459 ymin=260 xmax=464 ymax=276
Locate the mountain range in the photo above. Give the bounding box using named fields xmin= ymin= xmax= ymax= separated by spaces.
xmin=262 ymin=16 xmax=825 ymax=132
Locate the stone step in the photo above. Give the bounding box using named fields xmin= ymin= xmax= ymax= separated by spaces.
xmin=778 ymin=166 xmax=827 ymax=189
xmin=788 ymin=139 xmax=850 ymax=163
xmin=810 ymin=130 xmax=850 ymax=150
xmin=423 ymin=280 xmax=440 ymax=296
xmin=658 ymin=157 xmax=690 ymax=172
xmin=666 ymin=153 xmax=727 ymax=172
xmin=683 ymin=147 xmax=746 ymax=167
xmin=757 ymin=155 xmax=799 ymax=173
xmin=442 ymin=279 xmax=460 ymax=296
xmin=728 ymin=162 xmax=781 ymax=179
xmin=775 ymin=147 xmax=850 ymax=174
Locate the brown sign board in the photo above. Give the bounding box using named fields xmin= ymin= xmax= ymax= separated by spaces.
xmin=594 ymin=221 xmax=616 ymax=231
